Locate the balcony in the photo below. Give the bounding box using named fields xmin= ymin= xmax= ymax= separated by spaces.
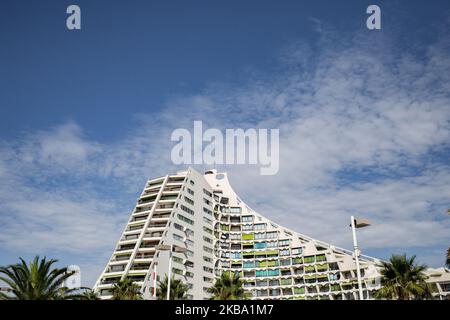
xmin=130 ymin=264 xmax=151 ymax=271
xmin=135 ymin=204 xmax=153 ymax=212
xmin=127 ymin=224 xmax=144 ymax=232
xmin=106 ymin=264 xmax=126 ymax=273
xmin=137 ymin=197 xmax=156 ymax=205
xmin=134 ymin=253 xmax=154 ymax=260
xmin=152 ymin=213 xmax=171 ymax=219
xmin=100 ymin=277 xmax=120 ymax=285
xmin=116 ymin=244 xmax=136 ymax=252
xmin=121 ymin=234 xmax=139 ymax=241
xmin=130 ymin=216 xmax=148 ymax=223
xmin=111 ymin=254 xmax=131 ymax=262
xmin=148 ymin=222 xmax=168 ymax=228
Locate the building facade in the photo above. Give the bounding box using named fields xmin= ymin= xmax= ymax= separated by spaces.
xmin=93 ymin=168 xmax=448 ymax=300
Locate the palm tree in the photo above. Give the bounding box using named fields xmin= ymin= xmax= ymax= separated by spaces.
xmin=156 ymin=275 xmax=189 ymax=300
xmin=208 ymin=271 xmax=245 ymax=300
xmin=375 ymin=254 xmax=432 ymax=300
xmin=80 ymin=288 xmax=100 ymax=300
xmin=111 ymin=278 xmax=142 ymax=300
xmin=0 ymin=256 xmax=78 ymax=300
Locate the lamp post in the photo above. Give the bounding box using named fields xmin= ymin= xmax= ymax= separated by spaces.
xmin=350 ymin=216 xmax=370 ymax=300
xmin=155 ymin=244 xmax=187 ymax=300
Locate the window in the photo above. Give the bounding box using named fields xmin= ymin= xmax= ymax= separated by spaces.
xmin=203 ymin=246 xmax=213 ymax=254
xmin=279 ymin=249 xmax=290 ymax=256
xmin=203 ymin=198 xmax=212 ymax=205
xmin=203 ymin=207 xmax=212 ymax=215
xmin=177 ymin=214 xmax=194 ymax=225
xmin=316 ymin=254 xmax=327 ymax=262
xmin=267 ymin=241 xmax=278 ymax=248
xmin=242 ymin=224 xmax=253 ymax=231
xmin=203 ymin=189 xmax=212 ymax=197
xmin=203 ymin=256 xmax=213 ymax=263
xmin=172 ymin=256 xmax=183 ymax=264
xmin=174 ymin=223 xmax=184 ymax=231
xmin=186 ymin=250 xmax=194 ymax=257
xmin=230 ymin=233 xmax=240 ymax=240
xmin=203 ymin=236 xmax=213 ymax=244
xmin=203 ymin=277 xmax=213 ymax=283
xmin=279 ymin=239 xmax=290 ymax=247
xmin=181 ymin=205 xmax=194 ymax=215
xmin=255 ymin=242 xmax=267 ymax=249
xmin=242 ymin=216 xmax=253 ymax=223
xmin=185 ymin=260 xmax=194 ymax=268
xmin=292 ymin=247 xmax=303 ymax=255
xmin=186 ymin=239 xmax=194 ymax=246
xmin=184 ymin=196 xmax=194 ymax=205
xmin=203 ymin=266 xmax=213 ymax=273
xmin=294 ymin=287 xmax=305 ymax=294
xmin=229 ymin=207 xmax=241 ymax=214
xmin=186 ymin=271 xmax=194 ymax=278
xmin=280 ymin=259 xmax=290 ymax=266
xmin=266 ymin=231 xmax=278 ymax=239
xmin=173 ymin=233 xmax=184 ymax=242
xmin=329 ymin=274 xmax=339 ymax=281
xmin=203 ymin=217 xmax=213 ymax=225
xmin=256 ymin=270 xmax=268 ymax=277
xmin=254 ymin=223 xmax=266 ymax=231
xmin=187 ymin=188 xmax=194 ymax=196
xmin=172 ymin=268 xmax=183 ymax=275
xmin=203 ymin=226 xmax=213 ymax=234
xmin=185 ymin=228 xmax=194 ymax=237
xmin=255 ymin=232 xmax=265 ymax=240
xmin=230 ymin=252 xmax=242 ymax=259
xmin=189 ymin=180 xmax=195 ymax=186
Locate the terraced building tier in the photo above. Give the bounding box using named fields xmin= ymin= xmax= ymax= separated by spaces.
xmin=93 ymin=168 xmax=449 ymax=300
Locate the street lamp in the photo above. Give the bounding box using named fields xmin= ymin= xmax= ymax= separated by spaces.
xmin=155 ymin=244 xmax=188 ymax=300
xmin=350 ymin=216 xmax=371 ymax=300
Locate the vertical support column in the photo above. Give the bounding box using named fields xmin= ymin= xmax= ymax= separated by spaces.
xmin=351 ymin=216 xmax=364 ymax=300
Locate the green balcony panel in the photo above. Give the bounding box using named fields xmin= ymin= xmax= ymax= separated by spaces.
xmin=304 ymin=265 xmax=315 ymax=272
xmin=316 ymin=264 xmax=328 ymax=271
xmin=304 ymin=256 xmax=315 ymax=263
xmin=242 ymin=233 xmax=254 ymax=241
xmin=315 ymin=254 xmax=326 ymax=262
xmin=331 ymin=284 xmax=341 ymax=291
xmin=293 ymin=287 xmax=305 ymax=294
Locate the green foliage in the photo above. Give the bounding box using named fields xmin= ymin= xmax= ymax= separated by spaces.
xmin=375 ymin=254 xmax=432 ymax=300
xmin=208 ymin=271 xmax=246 ymax=300
xmin=80 ymin=288 xmax=100 ymax=300
xmin=156 ymin=275 xmax=189 ymax=300
xmin=0 ymin=256 xmax=79 ymax=300
xmin=111 ymin=278 xmax=143 ymax=300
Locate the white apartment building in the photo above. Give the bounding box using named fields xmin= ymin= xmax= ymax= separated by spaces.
xmin=93 ymin=168 xmax=449 ymax=300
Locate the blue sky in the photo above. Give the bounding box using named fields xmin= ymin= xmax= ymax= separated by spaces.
xmin=1 ymin=0 xmax=450 ymax=286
